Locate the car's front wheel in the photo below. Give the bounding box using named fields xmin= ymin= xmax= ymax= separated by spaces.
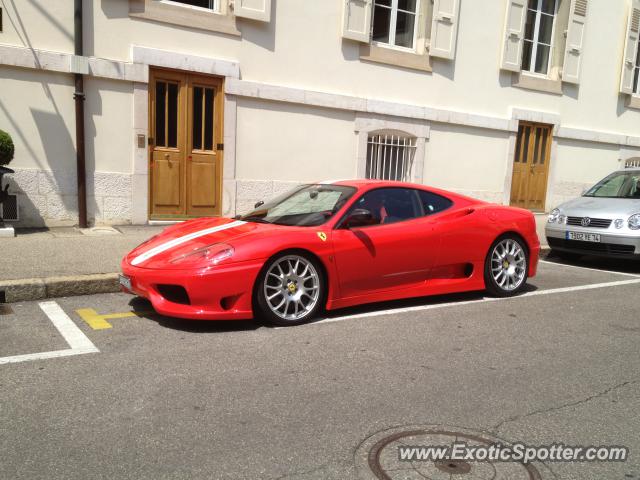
xmin=256 ymin=253 xmax=325 ymax=326
xmin=484 ymin=235 xmax=529 ymax=297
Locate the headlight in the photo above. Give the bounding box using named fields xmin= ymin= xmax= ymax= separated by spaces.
xmin=169 ymin=243 xmax=235 ymax=265
xmin=629 ymin=214 xmax=640 ymax=230
xmin=614 ymin=219 xmax=624 ymax=229
xmin=548 ymin=208 xmax=563 ymax=224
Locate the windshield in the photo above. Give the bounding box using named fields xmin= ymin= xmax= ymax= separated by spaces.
xmin=583 ymin=171 xmax=640 ymax=199
xmin=240 ymin=184 xmax=357 ymax=227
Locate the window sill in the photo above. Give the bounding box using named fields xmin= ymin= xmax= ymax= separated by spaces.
xmin=626 ymin=95 xmax=640 ymax=110
xmin=359 ymin=43 xmax=432 ymax=73
xmin=129 ymin=0 xmax=241 ymax=37
xmin=512 ymin=72 xmax=562 ymax=95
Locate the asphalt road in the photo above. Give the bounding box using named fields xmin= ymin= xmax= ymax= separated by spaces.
xmin=1 ymin=254 xmax=640 ymax=480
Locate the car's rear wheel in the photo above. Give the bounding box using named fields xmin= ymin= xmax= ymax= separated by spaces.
xmin=256 ymin=253 xmax=325 ymax=326
xmin=484 ymin=235 xmax=529 ymax=297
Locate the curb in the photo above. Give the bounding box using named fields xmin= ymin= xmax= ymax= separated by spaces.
xmin=0 ymin=273 xmax=120 ymax=303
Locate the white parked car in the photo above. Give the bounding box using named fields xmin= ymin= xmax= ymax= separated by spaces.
xmin=546 ymin=163 xmax=640 ymax=260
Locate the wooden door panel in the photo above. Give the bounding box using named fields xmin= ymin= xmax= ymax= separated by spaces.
xmin=149 ymin=69 xmax=222 ymax=219
xmin=153 ymin=158 xmax=181 ymax=207
xmin=510 ymin=122 xmax=552 ymax=211
xmin=189 ymin=161 xmax=217 ymax=208
xmin=149 ymin=70 xmax=187 ymax=217
xmin=186 ymin=77 xmax=223 ymax=217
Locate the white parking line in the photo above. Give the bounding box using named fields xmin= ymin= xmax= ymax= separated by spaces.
xmin=0 ymin=301 xmax=99 ymax=365
xmin=294 ymin=278 xmax=640 ymax=328
xmin=539 ymin=259 xmax=640 ymax=278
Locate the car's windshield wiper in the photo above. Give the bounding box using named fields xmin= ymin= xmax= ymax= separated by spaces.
xmin=241 ymin=216 xmax=271 ymax=224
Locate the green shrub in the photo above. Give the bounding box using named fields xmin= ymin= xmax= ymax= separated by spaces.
xmin=0 ymin=129 xmax=15 ymax=167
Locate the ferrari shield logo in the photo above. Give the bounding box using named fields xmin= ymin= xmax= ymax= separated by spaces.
xmin=317 ymin=232 xmax=327 ymax=242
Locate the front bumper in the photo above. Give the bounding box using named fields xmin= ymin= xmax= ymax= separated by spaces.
xmin=120 ymin=259 xmax=265 ymax=320
xmin=545 ymin=223 xmax=640 ymax=259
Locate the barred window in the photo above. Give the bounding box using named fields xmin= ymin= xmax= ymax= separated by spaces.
xmin=625 ymin=157 xmax=640 ymax=169
xmin=366 ymin=133 xmax=416 ymax=182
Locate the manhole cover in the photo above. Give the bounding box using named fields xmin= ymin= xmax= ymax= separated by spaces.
xmin=354 ymin=425 xmax=555 ymax=479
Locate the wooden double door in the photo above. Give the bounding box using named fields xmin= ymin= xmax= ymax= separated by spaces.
xmin=510 ymin=121 xmax=552 ymax=211
xmin=149 ymin=69 xmax=223 ymax=219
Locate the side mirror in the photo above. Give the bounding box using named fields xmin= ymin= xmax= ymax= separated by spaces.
xmin=254 ymin=200 xmax=264 ymax=209
xmin=343 ymin=208 xmax=376 ymax=228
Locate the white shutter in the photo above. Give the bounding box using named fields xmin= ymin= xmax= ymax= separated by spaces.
xmin=620 ymin=0 xmax=640 ymax=94
xmin=429 ymin=0 xmax=460 ymax=59
xmin=342 ymin=0 xmax=372 ymax=43
xmin=562 ymin=0 xmax=588 ymax=84
xmin=500 ymin=0 xmax=528 ymax=72
xmin=233 ymin=0 xmax=271 ymax=22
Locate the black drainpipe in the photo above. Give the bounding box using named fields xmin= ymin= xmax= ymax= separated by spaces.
xmin=74 ymin=0 xmax=88 ymax=228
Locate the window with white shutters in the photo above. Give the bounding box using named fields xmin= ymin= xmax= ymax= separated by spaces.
xmin=502 ymin=0 xmax=589 ymax=85
xmin=366 ymin=133 xmax=416 ymax=182
xmin=621 ymin=0 xmax=640 ymax=95
xmin=634 ymin=29 xmax=640 ymax=95
xmin=342 ymin=0 xmax=460 ymax=60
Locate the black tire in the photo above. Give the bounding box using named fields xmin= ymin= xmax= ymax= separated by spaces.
xmin=484 ymin=234 xmax=529 ymax=297
xmin=255 ymin=252 xmax=326 ymax=327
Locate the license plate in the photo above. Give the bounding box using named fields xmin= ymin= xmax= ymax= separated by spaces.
xmin=566 ymin=231 xmax=601 ymax=242
xmin=119 ymin=274 xmax=132 ymax=291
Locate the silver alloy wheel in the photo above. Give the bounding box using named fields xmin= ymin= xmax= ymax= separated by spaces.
xmin=263 ymin=255 xmax=321 ymax=321
xmin=490 ymin=238 xmax=527 ymax=292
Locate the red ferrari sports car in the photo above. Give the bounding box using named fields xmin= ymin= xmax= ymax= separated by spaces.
xmin=121 ymin=180 xmax=540 ymax=326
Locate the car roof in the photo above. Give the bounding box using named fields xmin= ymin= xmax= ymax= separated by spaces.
xmin=314 ymin=179 xmax=485 ymax=204
xmin=319 ymin=179 xmax=420 ymax=188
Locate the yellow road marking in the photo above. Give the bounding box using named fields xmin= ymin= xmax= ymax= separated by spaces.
xmin=76 ymin=308 xmax=152 ymax=330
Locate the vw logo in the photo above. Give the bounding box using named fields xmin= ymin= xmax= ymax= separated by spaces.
xmin=581 ymin=217 xmax=591 ymax=227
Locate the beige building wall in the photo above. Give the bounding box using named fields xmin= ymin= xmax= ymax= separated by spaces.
xmin=0 ymin=0 xmax=639 ymax=226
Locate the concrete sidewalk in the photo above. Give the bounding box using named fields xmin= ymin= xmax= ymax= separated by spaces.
xmin=0 ymin=225 xmax=165 ymax=302
xmin=0 ymin=216 xmax=551 ymax=303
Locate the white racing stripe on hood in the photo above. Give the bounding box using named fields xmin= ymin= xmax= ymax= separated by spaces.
xmin=131 ymin=220 xmax=246 ymax=266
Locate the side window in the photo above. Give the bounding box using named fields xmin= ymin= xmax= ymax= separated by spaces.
xmin=417 ymin=190 xmax=453 ymax=216
xmin=350 ymin=188 xmax=421 ymax=225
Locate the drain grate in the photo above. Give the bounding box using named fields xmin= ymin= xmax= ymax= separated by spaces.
xmin=355 ymin=424 xmax=552 ymax=479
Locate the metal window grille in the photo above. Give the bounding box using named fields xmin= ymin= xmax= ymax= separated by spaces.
xmin=625 ymin=158 xmax=640 ymax=169
xmin=366 ymin=134 xmax=416 ymax=181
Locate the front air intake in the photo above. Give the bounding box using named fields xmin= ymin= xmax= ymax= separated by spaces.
xmin=156 ymin=284 xmax=191 ymax=305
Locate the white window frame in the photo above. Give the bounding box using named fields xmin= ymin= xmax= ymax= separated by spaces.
xmin=522 ymin=0 xmax=559 ymax=78
xmin=159 ymin=0 xmax=220 ymax=14
xmin=372 ymin=0 xmax=421 ymax=53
